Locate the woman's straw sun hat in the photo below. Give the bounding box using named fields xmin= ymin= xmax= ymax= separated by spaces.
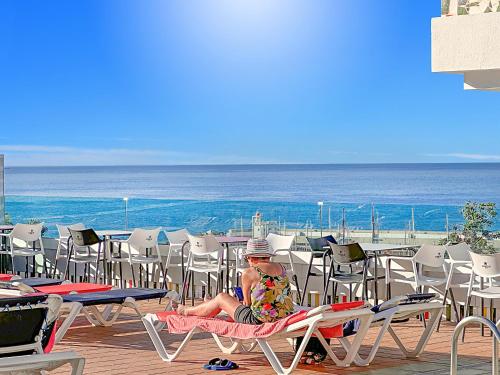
xmin=243 ymin=238 xmax=274 ymax=258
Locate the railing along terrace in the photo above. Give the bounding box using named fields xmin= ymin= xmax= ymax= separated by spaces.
xmin=442 ymin=0 xmax=500 ymax=16
xmin=0 ymin=155 xmax=4 ymax=224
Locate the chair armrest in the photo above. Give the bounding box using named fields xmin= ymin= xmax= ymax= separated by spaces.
xmin=385 ymin=256 xmax=414 ymax=262
xmin=447 ymin=260 xmax=472 ymax=265
xmin=0 ymin=233 xmax=10 ymax=238
xmin=385 ymin=255 xmax=415 ymax=284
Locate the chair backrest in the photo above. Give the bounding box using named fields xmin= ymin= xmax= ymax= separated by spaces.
xmin=306 ymin=235 xmax=337 ymax=252
xmin=470 ymin=251 xmax=500 ymax=278
xmin=329 ymin=242 xmax=367 ymax=265
xmin=446 ymin=242 xmax=472 ymax=262
xmin=0 ymin=294 xmax=62 ymax=355
xmin=11 ymin=223 xmax=43 ymax=242
xmin=127 ymin=228 xmax=161 ymax=256
xmin=165 ymin=228 xmax=190 ymax=246
xmin=266 ymin=233 xmax=295 ymax=254
xmin=187 ymin=234 xmax=222 ymax=256
xmin=414 ymin=244 xmax=446 ymax=268
xmin=56 ymin=223 xmax=85 ymax=239
xmin=68 ymin=228 xmax=100 ymax=247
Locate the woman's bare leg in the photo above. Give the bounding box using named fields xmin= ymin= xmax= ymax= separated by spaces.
xmin=177 ymin=292 xmax=242 ymax=319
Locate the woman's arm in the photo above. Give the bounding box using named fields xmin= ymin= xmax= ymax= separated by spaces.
xmin=241 ymin=268 xmax=256 ymax=306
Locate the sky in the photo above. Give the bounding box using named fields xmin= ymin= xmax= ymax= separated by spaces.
xmin=0 ymin=0 xmax=499 ymax=166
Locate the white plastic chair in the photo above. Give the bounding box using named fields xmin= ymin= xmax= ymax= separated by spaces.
xmin=463 ymin=251 xmax=500 ymax=340
xmin=66 ymin=228 xmax=103 ymax=283
xmin=441 ymin=242 xmax=472 ymax=324
xmin=233 ymin=246 xmax=248 ymax=283
xmin=266 ymin=233 xmax=300 ymax=300
xmin=183 ymin=234 xmax=224 ymax=304
xmin=165 ymin=229 xmax=190 ymax=285
xmin=52 ymin=223 xmax=86 ymax=277
xmin=385 ymin=244 xmax=448 ymax=297
xmin=112 ymin=228 xmax=166 ymax=288
xmin=0 ymin=223 xmax=47 ymax=276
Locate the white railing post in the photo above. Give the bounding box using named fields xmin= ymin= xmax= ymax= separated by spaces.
xmin=451 ymin=316 xmax=500 ymax=375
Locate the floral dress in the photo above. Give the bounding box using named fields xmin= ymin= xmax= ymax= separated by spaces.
xmin=250 ymin=265 xmax=294 ymax=323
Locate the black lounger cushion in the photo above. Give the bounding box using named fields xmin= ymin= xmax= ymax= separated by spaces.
xmin=0 ymin=294 xmax=49 ymax=308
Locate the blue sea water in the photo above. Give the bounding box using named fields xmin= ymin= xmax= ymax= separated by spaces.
xmin=3 ymin=163 xmax=500 ymax=237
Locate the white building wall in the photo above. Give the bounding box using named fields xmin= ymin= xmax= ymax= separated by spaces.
xmin=432 ymin=3 xmax=500 ymax=90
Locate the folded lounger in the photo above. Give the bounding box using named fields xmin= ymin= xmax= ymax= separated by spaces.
xmin=55 ymin=288 xmax=178 ymax=343
xmin=337 ymin=294 xmax=444 ymax=366
xmin=0 ymin=293 xmax=85 ymax=375
xmin=143 ymin=301 xmax=374 ymax=375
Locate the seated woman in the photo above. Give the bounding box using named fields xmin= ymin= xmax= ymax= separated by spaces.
xmin=176 ymin=239 xmax=294 ymax=324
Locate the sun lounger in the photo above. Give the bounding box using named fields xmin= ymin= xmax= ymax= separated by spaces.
xmin=0 ymin=273 xmax=14 ymax=281
xmin=16 ymin=277 xmax=66 ymax=287
xmin=0 ymin=293 xmax=85 ymax=374
xmin=143 ymin=301 xmax=374 ymax=375
xmin=337 ymin=294 xmax=443 ymax=366
xmin=35 ymin=282 xmax=113 ymax=295
xmin=0 ymin=274 xmax=65 ymax=286
xmin=0 ymin=280 xmax=178 ymax=344
xmin=0 ymin=277 xmax=64 ymax=294
xmin=55 ymin=288 xmax=178 ymax=343
xmin=0 ymin=352 xmax=86 ymax=375
xmin=0 ymin=280 xmax=110 ymax=296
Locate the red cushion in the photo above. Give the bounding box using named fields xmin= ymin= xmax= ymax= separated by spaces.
xmin=318 ymin=326 xmax=343 ymax=338
xmin=312 ymin=301 xmax=366 ymax=339
xmin=44 ymin=320 xmax=57 ymax=354
xmin=0 ymin=274 xmax=13 ymax=281
xmin=330 ymin=300 xmax=365 ymax=312
xmin=35 ymin=283 xmax=113 ymax=295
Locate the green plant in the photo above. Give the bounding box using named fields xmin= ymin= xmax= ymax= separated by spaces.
xmin=441 ymin=202 xmax=497 ymax=253
xmin=462 ymin=202 xmax=497 ymax=253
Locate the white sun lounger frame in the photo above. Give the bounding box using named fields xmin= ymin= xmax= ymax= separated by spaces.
xmin=142 ymin=306 xmax=374 ymax=375
xmin=55 ymin=290 xmax=179 ymax=343
xmin=0 ymin=352 xmax=85 ymax=375
xmin=337 ymin=301 xmax=443 ymax=366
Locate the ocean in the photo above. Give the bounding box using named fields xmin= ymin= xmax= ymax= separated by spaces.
xmin=4 ymin=163 xmax=500 ymax=237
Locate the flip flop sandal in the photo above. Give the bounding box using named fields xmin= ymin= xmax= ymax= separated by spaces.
xmin=203 ymin=359 xmax=239 ymax=370
xmin=203 ymin=358 xmax=222 ymax=369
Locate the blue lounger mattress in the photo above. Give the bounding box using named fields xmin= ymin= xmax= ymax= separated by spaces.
xmin=62 ymin=288 xmax=168 ymax=306
xmin=18 ymin=278 xmax=64 ymax=287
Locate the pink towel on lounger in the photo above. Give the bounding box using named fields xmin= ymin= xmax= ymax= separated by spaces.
xmin=156 ymin=301 xmax=365 ymax=340
xmin=156 ymin=311 xmax=306 ymax=340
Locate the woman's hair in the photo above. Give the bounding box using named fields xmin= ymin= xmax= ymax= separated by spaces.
xmin=246 ymin=255 xmax=271 ymax=261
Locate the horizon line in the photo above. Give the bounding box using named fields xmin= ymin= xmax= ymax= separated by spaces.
xmin=4 ymin=161 xmax=500 ymax=168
